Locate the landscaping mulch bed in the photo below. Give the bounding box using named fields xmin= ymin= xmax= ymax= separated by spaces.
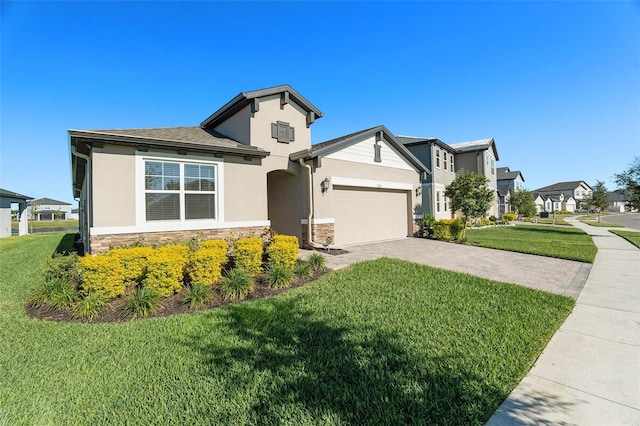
xmin=25 ymin=268 xmax=329 ymax=324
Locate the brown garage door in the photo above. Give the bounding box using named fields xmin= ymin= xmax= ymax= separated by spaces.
xmin=333 ymin=186 xmax=409 ymax=246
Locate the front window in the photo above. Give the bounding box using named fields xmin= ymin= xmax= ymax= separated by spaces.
xmin=449 ymin=154 xmax=454 ymax=172
xmin=443 ymin=152 xmax=447 ymax=171
xmin=490 ymin=159 xmax=495 ymax=175
xmin=145 ymin=160 xmax=216 ymax=221
xmin=436 ymin=149 xmax=440 ymax=168
xmin=436 ymin=191 xmax=441 ymax=212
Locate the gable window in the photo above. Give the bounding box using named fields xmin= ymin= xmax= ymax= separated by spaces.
xmin=443 ymin=152 xmax=447 ymax=171
xmin=449 ymin=155 xmax=454 ymax=171
xmin=271 ymin=121 xmax=295 ymax=143
xmin=436 ymin=149 xmax=440 ymax=168
xmin=145 ymin=160 xmax=216 ymax=221
xmin=490 ymin=159 xmax=495 ymax=175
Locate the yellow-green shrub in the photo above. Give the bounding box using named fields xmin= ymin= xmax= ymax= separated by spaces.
xmin=268 ymin=235 xmax=299 ymax=270
xmin=432 ymin=220 xmax=452 ymax=241
xmin=234 ymin=237 xmax=263 ymax=276
xmin=109 ymin=247 xmax=154 ymax=282
xmin=502 ymin=212 xmax=517 ymax=222
xmin=78 ymin=253 xmax=125 ymax=298
xmin=189 ymin=244 xmax=228 ymax=286
xmin=200 ymin=239 xmax=229 ymax=252
xmin=143 ymin=245 xmax=189 ymax=297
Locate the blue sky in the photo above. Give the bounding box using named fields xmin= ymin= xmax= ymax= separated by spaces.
xmin=1 ymin=1 xmax=638 ymax=206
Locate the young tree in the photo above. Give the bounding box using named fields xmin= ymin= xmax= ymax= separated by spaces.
xmin=445 ymin=172 xmax=494 ymax=237
xmin=509 ymin=189 xmax=537 ymax=218
xmin=587 ymin=180 xmax=609 ymax=222
xmin=613 ymin=156 xmax=640 ymax=211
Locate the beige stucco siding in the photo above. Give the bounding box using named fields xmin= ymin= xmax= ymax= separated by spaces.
xmin=223 ymin=158 xmax=269 ymax=222
xmin=91 ymin=144 xmax=136 ymax=227
xmin=250 ymin=95 xmax=312 ymax=158
xmin=213 ymin=105 xmax=252 ymax=145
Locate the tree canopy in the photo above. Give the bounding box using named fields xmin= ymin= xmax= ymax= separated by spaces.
xmin=509 ymin=189 xmax=537 ymax=218
xmin=445 ymin=172 xmax=494 ymax=235
xmin=587 ymin=180 xmax=609 ymax=222
xmin=613 ymin=156 xmax=640 ymax=210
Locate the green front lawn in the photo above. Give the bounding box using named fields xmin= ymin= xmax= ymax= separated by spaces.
xmin=11 ymin=219 xmax=79 ymax=231
xmin=579 ymin=218 xmax=624 ymax=228
xmin=609 ymin=230 xmax=640 ymax=248
xmin=465 ymin=225 xmax=597 ymax=263
xmin=0 ymin=233 xmax=574 ymax=425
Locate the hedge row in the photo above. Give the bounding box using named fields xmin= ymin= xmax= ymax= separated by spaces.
xmin=77 ymin=236 xmax=299 ymax=300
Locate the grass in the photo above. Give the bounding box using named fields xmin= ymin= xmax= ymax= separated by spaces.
xmin=528 ymin=217 xmax=571 ymax=226
xmin=579 ymin=218 xmax=624 ymax=228
xmin=465 ymin=225 xmax=597 ymax=263
xmin=11 ymin=219 xmax=79 ymax=231
xmin=609 ymin=230 xmax=640 ymax=248
xmin=0 ymin=233 xmax=574 ymax=425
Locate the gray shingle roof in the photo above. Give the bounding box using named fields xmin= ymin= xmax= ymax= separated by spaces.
xmin=69 ymin=126 xmax=269 ymax=158
xmin=29 ymin=197 xmax=71 ymax=205
xmin=0 ymin=188 xmax=33 ymax=200
xmin=397 ymin=136 xmax=454 ymax=153
xmin=534 ymin=181 xmax=591 ymax=192
xmin=497 ymin=167 xmax=524 ymax=181
xmin=449 ymin=138 xmax=500 ymax=161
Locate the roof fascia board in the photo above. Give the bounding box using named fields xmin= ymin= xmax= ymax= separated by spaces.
xmin=68 ymin=130 xmax=270 ymax=158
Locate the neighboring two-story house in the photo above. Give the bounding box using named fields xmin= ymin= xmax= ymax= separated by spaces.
xmin=27 ymin=198 xmax=73 ymax=221
xmin=496 ymin=167 xmax=525 ymax=216
xmin=449 ymin=139 xmax=500 ymax=218
xmin=398 ymin=137 xmax=457 ymax=220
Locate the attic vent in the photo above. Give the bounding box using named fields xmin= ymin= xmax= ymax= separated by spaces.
xmin=374 ymin=142 xmax=382 ymax=163
xmin=271 ymin=121 xmax=295 ymax=143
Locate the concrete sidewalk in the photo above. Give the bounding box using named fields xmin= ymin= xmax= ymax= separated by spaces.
xmin=487 ymin=217 xmax=640 ymax=425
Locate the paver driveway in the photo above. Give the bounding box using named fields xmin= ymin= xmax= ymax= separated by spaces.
xmin=300 ymin=237 xmax=591 ymax=298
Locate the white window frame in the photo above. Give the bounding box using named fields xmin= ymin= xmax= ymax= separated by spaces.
xmin=436 ymin=149 xmax=440 ymax=168
xmin=436 ymin=191 xmax=441 ymax=212
xmin=135 ymin=152 xmax=225 ymax=231
xmin=449 ymin=154 xmax=454 ymax=172
xmin=443 ymin=152 xmax=447 ymax=171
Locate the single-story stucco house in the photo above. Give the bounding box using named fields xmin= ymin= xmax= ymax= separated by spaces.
xmin=70 ymin=85 xmax=430 ymax=253
xmin=0 ymin=188 xmax=32 ymax=238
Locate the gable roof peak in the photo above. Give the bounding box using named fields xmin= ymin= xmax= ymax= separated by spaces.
xmin=200 ymin=84 xmax=324 ymax=129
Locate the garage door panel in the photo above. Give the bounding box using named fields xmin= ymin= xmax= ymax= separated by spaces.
xmin=333 ymin=186 xmax=408 ymax=246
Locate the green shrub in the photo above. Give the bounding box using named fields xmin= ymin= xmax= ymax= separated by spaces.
xmin=478 ymin=219 xmax=493 ymax=227
xmin=264 ymin=264 xmax=294 ymax=288
xmin=268 ymin=235 xmax=299 ymax=270
xmin=188 ymin=243 xmax=227 ymax=285
xmin=488 ymin=215 xmax=498 ymax=223
xmin=294 ymin=259 xmax=313 ymax=278
xmin=523 ymin=217 xmax=533 ymax=222
xmin=432 ymin=220 xmax=452 ymax=241
xmin=449 ymin=219 xmax=465 ymax=240
xmin=220 ymin=268 xmax=254 ymax=300
xmin=143 ymin=245 xmax=188 ymax=297
xmin=307 ymin=253 xmax=326 ymax=271
xmin=423 ymin=213 xmax=436 ymax=228
xmin=78 ymin=253 xmax=126 ymax=298
xmin=124 ymin=286 xmax=162 ymax=318
xmin=72 ymin=292 xmax=108 ymax=320
xmin=200 ymin=239 xmax=229 ymax=252
xmin=502 ymin=212 xmax=517 ymax=222
xmin=30 ymin=277 xmax=79 ymax=308
xmin=44 ymin=253 xmax=80 ymax=284
xmin=181 ymin=283 xmax=211 ymax=308
xmin=110 ymin=247 xmax=154 ymax=282
xmin=234 ymin=237 xmax=263 ymax=277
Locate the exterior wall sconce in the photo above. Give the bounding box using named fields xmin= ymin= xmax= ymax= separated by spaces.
xmin=415 ymin=187 xmax=422 ymax=197
xmin=320 ymin=177 xmax=331 ymax=193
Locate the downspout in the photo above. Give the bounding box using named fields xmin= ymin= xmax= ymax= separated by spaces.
xmin=299 ymin=159 xmax=344 ymax=250
xmin=71 ymin=146 xmax=91 ymax=254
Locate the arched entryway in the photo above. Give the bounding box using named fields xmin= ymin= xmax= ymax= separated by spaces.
xmin=266 ymin=169 xmax=306 ymax=242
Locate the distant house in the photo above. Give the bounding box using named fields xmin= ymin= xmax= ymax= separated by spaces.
xmin=533 ymin=192 xmax=576 ymax=213
xmin=496 ymin=167 xmax=525 ymax=216
xmin=607 ymin=191 xmax=628 ymax=212
xmin=0 ymin=188 xmax=32 ymax=238
xmin=27 ymin=198 xmax=73 ymax=221
xmin=533 ymin=181 xmax=592 ymax=210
